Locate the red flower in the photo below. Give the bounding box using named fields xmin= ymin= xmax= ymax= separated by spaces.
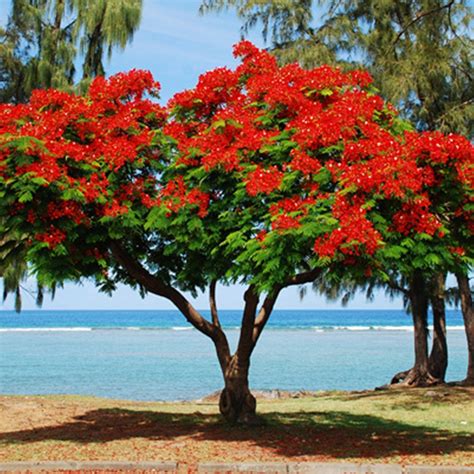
xmin=35 ymin=227 xmax=66 ymax=248
xmin=246 ymin=166 xmax=283 ymax=196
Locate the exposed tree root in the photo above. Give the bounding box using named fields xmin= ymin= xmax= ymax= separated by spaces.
xmin=390 ymin=367 xmax=441 ymax=387
xmin=391 ymin=369 xmax=410 ymax=385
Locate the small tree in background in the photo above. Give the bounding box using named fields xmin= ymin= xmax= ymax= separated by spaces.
xmin=1 ymin=43 xmax=472 ymax=422
xmin=306 ymin=122 xmax=473 ymax=387
xmin=377 ymin=131 xmax=473 ymax=386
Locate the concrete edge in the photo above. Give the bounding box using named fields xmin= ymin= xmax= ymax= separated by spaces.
xmin=0 ymin=462 xmax=472 ymax=473
xmin=198 ymin=462 xmax=288 ymax=473
xmin=406 ymin=466 xmax=474 ymax=474
xmin=0 ymin=461 xmax=178 ymax=472
xmin=197 ymin=462 xmax=404 ymax=473
xmin=287 ymin=463 xmax=403 ymax=474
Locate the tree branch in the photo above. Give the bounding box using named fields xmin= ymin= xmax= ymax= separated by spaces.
xmin=435 ymin=98 xmax=474 ymax=127
xmin=286 ymin=267 xmax=322 ymax=286
xmin=236 ymin=285 xmax=259 ymax=362
xmin=110 ymin=241 xmax=216 ymax=339
xmin=386 ymin=277 xmax=409 ymax=296
xmin=250 ymin=268 xmax=322 ymax=348
xmin=252 ymin=285 xmax=283 ymax=346
xmin=209 ymin=279 xmax=220 ymax=328
xmin=391 ymin=1 xmax=455 ymax=48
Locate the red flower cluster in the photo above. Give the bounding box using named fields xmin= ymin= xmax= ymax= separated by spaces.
xmin=35 ymin=226 xmax=67 ymax=248
xmin=0 ymin=69 xmax=167 ymax=238
xmin=269 ymin=196 xmax=316 ymax=231
xmin=160 ymin=177 xmax=209 ymax=218
xmin=288 ymin=149 xmax=322 ymax=175
xmin=246 ymin=166 xmax=284 ymax=196
xmin=88 ymin=69 xmax=160 ymax=102
xmin=46 ymin=201 xmax=88 ymax=225
xmin=103 ymin=201 xmax=129 ymax=217
xmin=405 ymin=131 xmax=474 ymax=188
xmin=392 ymin=197 xmax=442 ymax=236
xmin=314 ymin=197 xmax=381 ymax=258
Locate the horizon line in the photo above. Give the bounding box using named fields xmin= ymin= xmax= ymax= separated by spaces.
xmin=0 ymin=307 xmax=461 ymax=312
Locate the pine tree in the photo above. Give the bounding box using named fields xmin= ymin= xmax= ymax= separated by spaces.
xmin=0 ymin=0 xmax=143 ymax=102
xmin=201 ymin=0 xmax=473 ymax=136
xmin=78 ymin=0 xmax=142 ymax=81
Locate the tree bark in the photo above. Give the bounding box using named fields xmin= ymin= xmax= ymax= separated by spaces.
xmin=429 ymin=273 xmax=448 ymax=381
xmin=217 ymin=286 xmax=260 ymax=424
xmin=219 ymin=354 xmax=257 ymax=424
xmin=392 ymin=271 xmax=439 ymax=387
xmin=456 ymin=272 xmax=474 ymax=385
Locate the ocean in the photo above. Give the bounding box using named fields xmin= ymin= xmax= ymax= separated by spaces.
xmin=0 ymin=309 xmax=468 ymax=401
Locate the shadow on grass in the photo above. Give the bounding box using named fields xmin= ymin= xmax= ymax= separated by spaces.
xmin=0 ymin=406 xmax=472 ymax=459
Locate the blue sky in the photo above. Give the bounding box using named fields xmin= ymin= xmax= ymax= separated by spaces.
xmin=0 ymin=1 xmax=406 ymax=310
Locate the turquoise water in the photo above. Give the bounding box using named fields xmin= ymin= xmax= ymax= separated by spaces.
xmin=0 ymin=310 xmax=468 ymax=400
xmin=0 ymin=308 xmax=465 ymax=330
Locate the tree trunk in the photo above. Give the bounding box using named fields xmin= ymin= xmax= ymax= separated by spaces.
xmin=392 ymin=272 xmax=439 ymax=387
xmin=429 ymin=273 xmax=447 ymax=381
xmin=456 ymin=272 xmax=474 ymax=385
xmin=219 ymin=354 xmax=258 ymax=424
xmin=112 ymin=244 xmax=322 ymax=422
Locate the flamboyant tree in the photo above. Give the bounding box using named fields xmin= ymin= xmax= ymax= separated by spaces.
xmin=1 ymin=43 xmax=472 ymax=421
xmin=308 ymin=123 xmax=473 ymax=387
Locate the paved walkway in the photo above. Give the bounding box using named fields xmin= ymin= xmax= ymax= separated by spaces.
xmin=0 ymin=462 xmax=473 ymax=473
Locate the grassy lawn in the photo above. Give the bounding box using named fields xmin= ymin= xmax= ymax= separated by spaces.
xmin=0 ymin=387 xmax=472 ymax=466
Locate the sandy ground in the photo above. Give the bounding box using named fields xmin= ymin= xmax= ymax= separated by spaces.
xmin=0 ymin=388 xmax=473 ymax=467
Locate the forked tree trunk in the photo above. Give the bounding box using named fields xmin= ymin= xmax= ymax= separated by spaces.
xmin=392 ymin=272 xmax=439 ymax=387
xmin=456 ymin=272 xmax=474 ymax=385
xmin=214 ymin=287 xmax=261 ymax=425
xmin=111 ymin=242 xmax=320 ymax=423
xmin=219 ymin=354 xmax=257 ymax=424
xmin=429 ymin=273 xmax=448 ymax=381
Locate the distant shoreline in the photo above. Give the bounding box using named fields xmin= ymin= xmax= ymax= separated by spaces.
xmin=1 ymin=317 xmax=468 ymax=401
xmin=0 ymin=324 xmax=467 ymax=332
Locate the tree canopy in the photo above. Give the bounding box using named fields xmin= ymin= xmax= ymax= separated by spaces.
xmin=0 ymin=42 xmax=472 ymax=419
